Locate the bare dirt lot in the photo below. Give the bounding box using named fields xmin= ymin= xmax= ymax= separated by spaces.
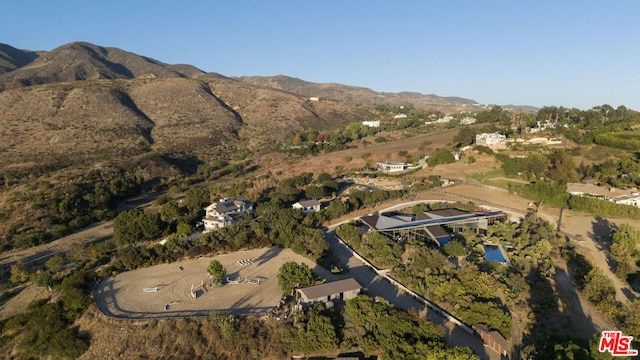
xmin=94 ymin=247 xmax=339 ymax=319
xmin=261 ymin=128 xmax=460 ymax=178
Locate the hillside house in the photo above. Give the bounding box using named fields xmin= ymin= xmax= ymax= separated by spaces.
xmin=475 ymin=133 xmax=506 ymax=146
xmin=377 ymin=161 xmax=408 ymax=172
xmin=362 ymin=120 xmax=380 ymax=127
xmin=425 ymin=115 xmax=453 ymax=125
xmin=292 ymin=199 xmax=321 ymax=214
xmin=394 ymin=114 xmax=407 ymax=119
xmin=460 ymin=117 xmax=476 ymax=125
xmin=296 ymin=278 xmax=362 ymax=305
xmin=567 ymin=183 xmax=640 ymax=208
xmin=202 ymin=196 xmax=254 ymax=232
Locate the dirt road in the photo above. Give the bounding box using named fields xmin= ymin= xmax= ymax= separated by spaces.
xmin=0 ymin=221 xmax=114 ymax=270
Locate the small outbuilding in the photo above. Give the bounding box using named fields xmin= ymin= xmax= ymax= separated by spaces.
xmin=296 ymin=278 xmax=362 ymax=304
xmin=473 ymin=324 xmax=508 ymax=357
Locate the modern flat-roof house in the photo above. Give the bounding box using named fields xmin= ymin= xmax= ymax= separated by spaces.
xmin=475 ymin=133 xmax=506 ymax=146
xmin=202 ymin=196 xmax=253 ymax=232
xmin=292 ymin=199 xmax=321 ymax=214
xmin=359 ymin=208 xmax=507 ymax=246
xmin=296 ymin=278 xmax=362 ymax=305
xmin=377 ymin=161 xmax=408 ymax=173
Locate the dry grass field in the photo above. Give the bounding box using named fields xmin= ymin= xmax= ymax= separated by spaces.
xmin=94 ymin=247 xmax=339 ymax=319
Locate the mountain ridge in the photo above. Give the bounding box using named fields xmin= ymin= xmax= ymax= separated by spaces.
xmin=235 ymin=74 xmax=479 ymax=110
xmin=0 ymin=42 xmax=205 ymax=91
xmin=0 ymin=42 xmax=489 ymax=110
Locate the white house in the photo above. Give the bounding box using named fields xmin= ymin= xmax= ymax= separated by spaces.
xmin=393 ymin=114 xmax=407 ymax=119
xmin=567 ymin=183 xmax=640 ymax=208
xmin=309 ymin=97 xmax=320 ymax=101
xmin=362 ymin=120 xmax=380 ymax=127
xmin=202 ymin=196 xmax=254 ymax=232
xmin=475 ymin=133 xmax=506 ymax=146
xmin=425 ymin=115 xmax=453 ymax=125
xmin=460 ymin=117 xmax=476 ymax=125
xmin=292 ymin=199 xmax=321 ymax=214
xmin=377 ymin=161 xmax=408 ymax=172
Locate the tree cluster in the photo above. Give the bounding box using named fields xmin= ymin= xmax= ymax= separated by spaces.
xmin=279 ymin=295 xmax=478 ymax=359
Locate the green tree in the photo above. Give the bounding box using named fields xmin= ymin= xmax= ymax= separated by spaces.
xmin=622 ymin=299 xmax=640 ymax=339
xmin=10 ymin=259 xmax=29 ymax=284
xmin=427 ymin=149 xmax=455 ymax=167
xmin=183 ymin=187 xmax=210 ymax=214
xmin=45 ymin=254 xmax=66 ymax=273
xmin=113 ymin=209 xmax=163 ymax=245
xmin=277 ymin=262 xmax=315 ymax=294
xmin=160 ymin=200 xmax=183 ymax=224
xmin=582 ymin=268 xmax=616 ymax=304
xmin=299 ymin=313 xmax=339 ymax=354
xmin=547 ymin=150 xmax=579 ymax=184
xmin=609 ymin=224 xmax=640 ymax=278
xmin=454 ymin=127 xmax=477 ymax=147
xmin=176 ymin=222 xmax=192 ymax=237
xmin=443 ymin=240 xmax=466 ymax=257
xmin=207 ymin=260 xmax=226 ymax=282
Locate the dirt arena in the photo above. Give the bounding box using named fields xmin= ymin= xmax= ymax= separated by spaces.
xmin=94 ymin=247 xmax=337 ymax=319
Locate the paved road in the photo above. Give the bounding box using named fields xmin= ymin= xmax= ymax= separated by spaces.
xmin=324 ymin=215 xmax=504 ymax=360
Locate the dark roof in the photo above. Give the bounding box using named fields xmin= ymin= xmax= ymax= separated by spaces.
xmin=426 ymin=225 xmax=449 ymax=238
xmin=473 ymin=324 xmax=508 ymax=350
xmin=297 ymin=199 xmax=321 ymax=208
xmin=214 ymin=201 xmax=237 ymax=213
xmin=415 ymin=212 xmax=434 ymax=220
xmin=209 ymin=197 xmax=253 ymax=213
xmin=297 ymin=278 xmax=362 ymax=300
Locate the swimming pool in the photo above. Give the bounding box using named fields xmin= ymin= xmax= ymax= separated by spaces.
xmin=484 ymin=244 xmax=508 ymax=265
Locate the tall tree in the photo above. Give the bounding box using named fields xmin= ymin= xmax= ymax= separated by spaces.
xmin=277 ymin=262 xmax=315 ymax=294
xmin=547 ymin=150 xmax=578 ymax=184
xmin=207 ymin=260 xmax=226 ymax=282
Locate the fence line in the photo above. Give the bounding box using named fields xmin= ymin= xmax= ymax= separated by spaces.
xmin=333 ymin=233 xmax=475 ymax=335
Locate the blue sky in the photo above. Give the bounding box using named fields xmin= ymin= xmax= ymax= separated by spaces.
xmin=2 ymin=1 xmax=639 ymax=110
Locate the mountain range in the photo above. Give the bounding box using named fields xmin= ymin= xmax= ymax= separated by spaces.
xmin=0 ymin=41 xmax=488 ymax=173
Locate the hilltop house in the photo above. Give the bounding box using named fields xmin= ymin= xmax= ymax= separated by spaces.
xmin=292 ymin=199 xmax=321 ymax=214
xmin=377 ymin=161 xmax=408 ymax=173
xmin=202 ymin=196 xmax=254 ymax=232
xmin=362 ymin=120 xmax=380 ymax=127
xmin=475 ymin=133 xmax=506 ymax=146
xmin=460 ymin=116 xmax=476 ymax=125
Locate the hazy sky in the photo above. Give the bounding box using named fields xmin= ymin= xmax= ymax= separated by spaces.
xmin=2 ymin=1 xmax=639 ymax=110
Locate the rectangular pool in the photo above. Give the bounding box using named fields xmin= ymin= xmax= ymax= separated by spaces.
xmin=483 ymin=244 xmax=509 ymax=265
